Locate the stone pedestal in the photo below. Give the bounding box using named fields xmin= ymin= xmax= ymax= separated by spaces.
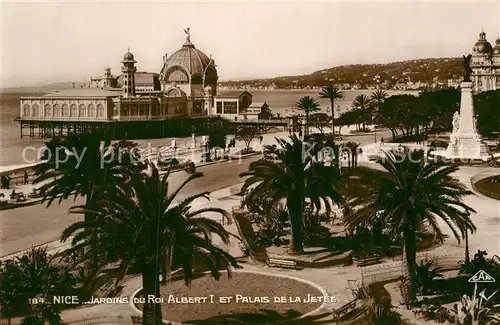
xmin=445 ymin=82 xmax=489 ymax=159
xmin=191 ymin=133 xmax=196 ymax=149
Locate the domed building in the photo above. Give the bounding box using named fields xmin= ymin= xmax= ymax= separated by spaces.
xmin=158 ymin=31 xmax=218 ymax=116
xmin=18 ymin=29 xmax=268 ymax=139
xmin=470 ymin=31 xmax=500 ymax=92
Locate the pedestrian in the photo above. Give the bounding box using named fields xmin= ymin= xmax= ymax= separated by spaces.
xmin=24 ymin=170 xmax=29 ymax=184
xmin=259 ymin=135 xmax=263 ymax=143
xmin=380 ymin=137 xmax=384 ymax=144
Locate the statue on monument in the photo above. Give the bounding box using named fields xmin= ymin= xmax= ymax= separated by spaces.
xmin=462 ymin=54 xmax=473 ymax=82
xmin=452 ymin=111 xmax=460 ymax=133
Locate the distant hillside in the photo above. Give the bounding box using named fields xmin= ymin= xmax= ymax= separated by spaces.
xmin=0 ymin=82 xmax=85 ymax=94
xmin=219 ymin=57 xmax=463 ymax=90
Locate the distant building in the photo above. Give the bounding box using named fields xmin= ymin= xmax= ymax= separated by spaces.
xmin=470 ymin=31 xmax=500 ymax=93
xmin=212 ymin=91 xmax=267 ymax=120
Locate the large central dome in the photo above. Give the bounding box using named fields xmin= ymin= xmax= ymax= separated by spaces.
xmin=160 ymin=36 xmax=217 ymax=85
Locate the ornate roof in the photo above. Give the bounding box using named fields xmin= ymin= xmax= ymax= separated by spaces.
xmin=493 ymin=38 xmax=500 ymax=55
xmin=473 ymin=31 xmax=493 ymax=54
xmin=160 ymin=32 xmax=217 ymax=83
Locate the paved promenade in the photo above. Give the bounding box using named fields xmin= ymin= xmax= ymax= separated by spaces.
xmin=2 ymin=128 xmax=500 ymax=324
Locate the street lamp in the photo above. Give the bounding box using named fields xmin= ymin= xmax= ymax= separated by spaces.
xmin=464 ymin=211 xmax=471 ymax=264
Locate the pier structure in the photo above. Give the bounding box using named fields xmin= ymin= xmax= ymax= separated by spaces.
xmin=17 ymin=30 xmax=281 ymax=140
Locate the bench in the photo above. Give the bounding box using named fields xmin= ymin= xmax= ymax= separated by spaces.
xmin=266 ymin=258 xmax=303 ymax=270
xmin=332 ymin=298 xmax=358 ymax=321
xmin=354 ymin=256 xmax=381 ymax=267
xmin=10 ymin=193 xmax=26 ymax=202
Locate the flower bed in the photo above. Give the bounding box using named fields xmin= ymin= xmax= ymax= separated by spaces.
xmin=474 ymin=175 xmax=500 ymax=200
xmin=134 ymin=271 xmax=324 ymax=324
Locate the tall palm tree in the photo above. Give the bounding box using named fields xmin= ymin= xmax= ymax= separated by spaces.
xmin=319 ymin=84 xmax=344 ymax=135
xmin=344 ymin=149 xmax=476 ymax=307
xmin=62 ymin=164 xmax=238 ymax=325
xmin=370 ymin=90 xmax=388 ymax=105
xmin=370 ymin=90 xmax=388 ymax=127
xmin=295 ymin=96 xmax=320 ymax=137
xmin=240 ymin=135 xmax=343 ymax=254
xmin=34 ymin=133 xmax=144 ymax=272
xmin=343 ymin=141 xmax=360 ymax=170
xmin=352 ymin=94 xmax=372 ymax=130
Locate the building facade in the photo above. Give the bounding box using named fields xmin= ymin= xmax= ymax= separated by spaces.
xmin=470 ymin=31 xmax=500 ymax=93
xmin=19 ymin=30 xmax=268 ymax=126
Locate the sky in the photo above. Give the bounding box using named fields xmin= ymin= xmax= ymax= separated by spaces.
xmin=1 ymin=0 xmax=500 ymax=87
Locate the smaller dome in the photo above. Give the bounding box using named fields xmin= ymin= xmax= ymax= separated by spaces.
xmin=493 ymin=38 xmax=500 ymax=55
xmin=124 ymin=51 xmax=134 ymax=60
xmin=204 ymin=85 xmax=212 ymax=91
xmin=473 ymin=31 xmax=493 ymax=54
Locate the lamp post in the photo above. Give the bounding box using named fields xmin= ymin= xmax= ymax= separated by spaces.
xmin=464 ymin=211 xmax=471 ymax=264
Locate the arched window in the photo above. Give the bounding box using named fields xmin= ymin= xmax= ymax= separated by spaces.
xmin=167 ymin=88 xmax=181 ymax=97
xmin=32 ymin=104 xmax=39 ymax=117
xmin=79 ymin=104 xmax=86 ymax=117
xmin=23 ymin=104 xmax=30 ymax=117
xmin=70 ymin=104 xmax=77 ymax=117
xmin=191 ymin=74 xmax=203 ymax=84
xmin=166 ymin=68 xmax=189 ymax=83
xmin=88 ymin=104 xmax=95 ymax=118
xmin=53 ymin=104 xmax=61 ymax=117
xmin=62 ymin=104 xmax=69 ymax=117
xmin=96 ymin=104 xmax=104 ymax=117
xmin=44 ymin=104 xmax=52 ymax=117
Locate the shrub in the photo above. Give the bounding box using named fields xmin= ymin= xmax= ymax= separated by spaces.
xmin=365 ymin=302 xmax=402 ymax=325
xmin=415 ymin=260 xmax=443 ymax=294
xmin=414 ymin=305 xmax=453 ymax=323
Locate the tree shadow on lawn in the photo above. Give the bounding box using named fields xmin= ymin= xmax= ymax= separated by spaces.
xmin=184 ymin=309 xmax=333 ymax=324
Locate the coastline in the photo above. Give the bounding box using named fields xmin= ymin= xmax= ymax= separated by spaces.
xmin=0 ymin=88 xmax=416 ymax=168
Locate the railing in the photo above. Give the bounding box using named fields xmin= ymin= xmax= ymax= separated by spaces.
xmin=361 ymin=252 xmax=463 ymax=285
xmin=0 ymin=236 xmax=74 ymax=261
xmin=232 ymin=119 xmax=289 ymax=124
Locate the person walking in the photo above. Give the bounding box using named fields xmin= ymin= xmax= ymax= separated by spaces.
xmin=24 ymin=171 xmax=29 ymax=184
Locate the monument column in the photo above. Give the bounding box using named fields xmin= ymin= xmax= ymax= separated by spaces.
xmin=457 ymin=82 xmax=475 ymax=135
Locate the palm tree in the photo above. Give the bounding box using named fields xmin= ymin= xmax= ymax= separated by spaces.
xmin=352 ymin=94 xmax=372 ymax=130
xmin=370 ymin=90 xmax=388 ymax=128
xmin=34 ymin=133 xmax=143 ymax=272
xmin=319 ymin=84 xmax=344 ymax=135
xmin=0 ymin=247 xmax=76 ymax=325
xmin=240 ymin=135 xmax=343 ymax=254
xmin=344 ymin=149 xmax=476 ymax=307
xmin=343 ymin=141 xmax=360 ymax=170
xmin=295 ymin=96 xmax=320 ymax=137
xmin=62 ymin=164 xmax=239 ymax=325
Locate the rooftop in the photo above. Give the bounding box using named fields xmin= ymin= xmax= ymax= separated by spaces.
xmin=41 ymin=88 xmax=122 ymax=98
xmin=216 ymin=90 xmax=253 ymax=98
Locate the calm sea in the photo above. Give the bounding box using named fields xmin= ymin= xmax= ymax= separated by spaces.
xmin=0 ymin=89 xmax=416 ymax=167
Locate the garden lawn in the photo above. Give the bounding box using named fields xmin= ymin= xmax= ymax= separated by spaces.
xmin=135 ymin=271 xmax=323 ymax=324
xmin=474 ymin=175 xmax=500 ymax=200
